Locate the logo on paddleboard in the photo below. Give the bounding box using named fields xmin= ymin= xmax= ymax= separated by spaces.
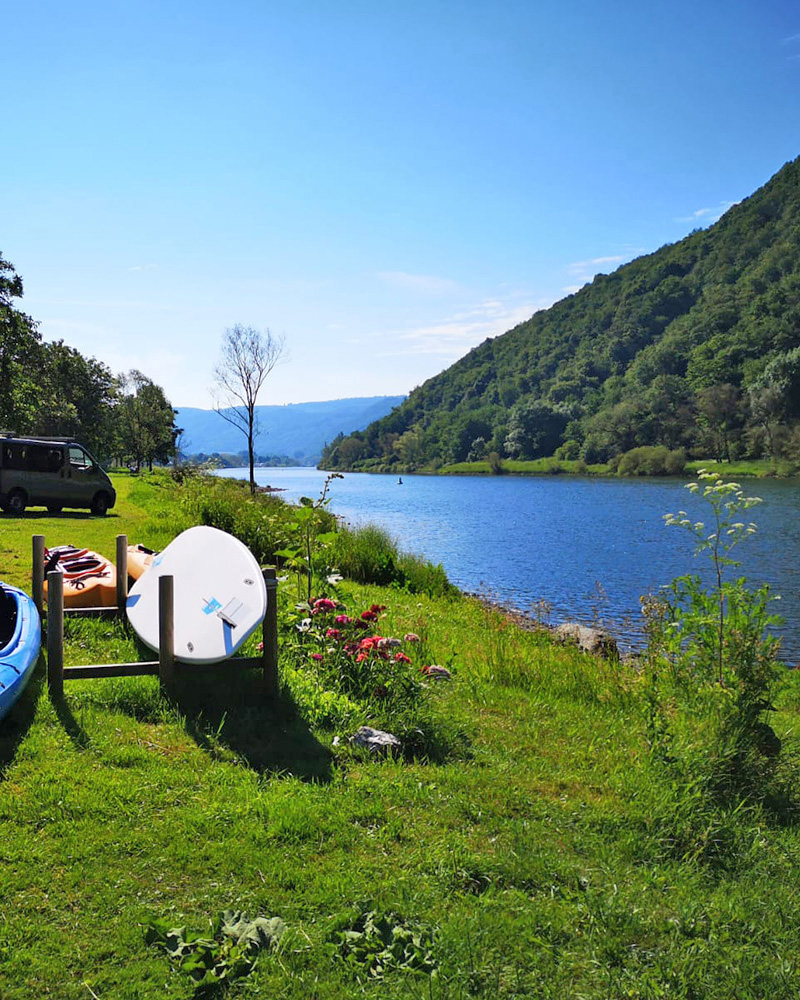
xmin=201 ymin=597 xmax=222 ymax=615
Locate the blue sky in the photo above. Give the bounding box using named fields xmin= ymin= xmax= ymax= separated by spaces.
xmin=3 ymin=2 xmax=800 ymax=407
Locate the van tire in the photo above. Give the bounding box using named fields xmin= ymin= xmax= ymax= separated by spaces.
xmin=6 ymin=490 xmax=27 ymax=515
xmin=90 ymin=492 xmax=111 ymax=516
xmin=47 ymin=504 xmax=63 ymax=513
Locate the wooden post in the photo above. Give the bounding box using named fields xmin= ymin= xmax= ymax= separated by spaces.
xmin=262 ymin=566 xmax=279 ymax=697
xmin=158 ymin=574 xmax=175 ymax=686
xmin=115 ymin=534 xmax=128 ymax=613
xmin=32 ymin=534 xmax=45 ymax=615
xmin=46 ymin=570 xmax=64 ymax=698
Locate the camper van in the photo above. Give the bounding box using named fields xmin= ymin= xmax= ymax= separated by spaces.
xmin=0 ymin=435 xmax=116 ymax=515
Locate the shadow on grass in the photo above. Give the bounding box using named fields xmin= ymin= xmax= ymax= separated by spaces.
xmin=169 ymin=667 xmax=334 ymax=783
xmin=50 ymin=690 xmax=92 ymax=751
xmin=0 ymin=511 xmax=118 ymax=520
xmin=0 ymin=653 xmax=46 ymax=778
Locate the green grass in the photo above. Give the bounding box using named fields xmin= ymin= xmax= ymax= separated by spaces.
xmin=1 ymin=474 xmax=800 ymax=997
xmin=686 ymin=457 xmax=800 ymax=479
xmin=439 ymin=457 xmax=611 ymax=476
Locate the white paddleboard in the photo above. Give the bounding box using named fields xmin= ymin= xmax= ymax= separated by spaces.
xmin=126 ymin=525 xmax=267 ymax=664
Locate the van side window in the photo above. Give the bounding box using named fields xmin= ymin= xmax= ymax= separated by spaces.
xmin=4 ymin=444 xmax=28 ymax=470
xmin=48 ymin=448 xmax=64 ymax=471
xmin=68 ymin=447 xmax=91 ymax=469
xmin=29 ymin=444 xmax=57 ymax=472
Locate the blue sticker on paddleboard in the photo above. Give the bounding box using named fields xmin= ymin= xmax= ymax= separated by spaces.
xmin=202 ymin=597 xmax=222 ymax=615
xmin=222 ymin=621 xmax=234 ymax=656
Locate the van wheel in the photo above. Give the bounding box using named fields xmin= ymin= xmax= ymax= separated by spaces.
xmin=6 ymin=490 xmax=27 ymax=514
xmin=47 ymin=504 xmax=63 ymax=513
xmin=90 ymin=492 xmax=110 ymax=516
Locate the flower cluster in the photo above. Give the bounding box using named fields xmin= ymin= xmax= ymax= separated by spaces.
xmin=290 ymin=597 xmax=425 ymax=704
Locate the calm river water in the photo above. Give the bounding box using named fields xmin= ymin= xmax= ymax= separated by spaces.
xmin=216 ymin=467 xmax=800 ymax=661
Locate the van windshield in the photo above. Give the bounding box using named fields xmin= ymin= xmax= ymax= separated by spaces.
xmin=68 ymin=447 xmax=93 ymax=470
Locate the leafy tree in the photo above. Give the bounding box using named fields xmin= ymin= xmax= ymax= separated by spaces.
xmin=503 ymin=399 xmax=570 ymax=459
xmin=37 ymin=341 xmax=119 ymax=458
xmin=118 ymin=370 xmax=178 ymax=471
xmin=696 ymin=383 xmax=744 ymax=461
xmin=213 ymin=325 xmax=285 ymax=494
xmin=0 ymin=252 xmax=42 ymax=430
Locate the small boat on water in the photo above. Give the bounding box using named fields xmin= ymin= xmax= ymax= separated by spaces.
xmin=127 ymin=543 xmax=156 ymax=582
xmin=0 ymin=583 xmax=41 ymax=721
xmin=43 ymin=545 xmax=117 ymax=608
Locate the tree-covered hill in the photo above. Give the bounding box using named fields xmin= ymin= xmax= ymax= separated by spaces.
xmin=321 ymin=156 xmax=800 ymax=473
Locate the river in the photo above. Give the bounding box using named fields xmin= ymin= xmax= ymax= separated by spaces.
xmin=215 ymin=467 xmax=800 ymax=661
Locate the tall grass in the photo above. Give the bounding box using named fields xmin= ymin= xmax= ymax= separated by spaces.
xmin=333 ymin=523 xmax=455 ymax=597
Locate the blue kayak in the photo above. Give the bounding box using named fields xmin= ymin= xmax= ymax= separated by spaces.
xmin=0 ymin=583 xmax=42 ymax=721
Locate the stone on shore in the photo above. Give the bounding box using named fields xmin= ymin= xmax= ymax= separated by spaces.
xmin=554 ymin=622 xmax=619 ymax=659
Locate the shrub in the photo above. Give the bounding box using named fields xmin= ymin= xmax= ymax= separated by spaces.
xmin=616 ymin=446 xmax=686 ymax=476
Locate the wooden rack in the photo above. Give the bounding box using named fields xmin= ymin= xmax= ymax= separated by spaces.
xmin=31 ymin=534 xmax=279 ymax=698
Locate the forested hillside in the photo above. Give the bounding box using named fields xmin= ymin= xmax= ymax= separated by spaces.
xmin=0 ymin=252 xmax=177 ymax=467
xmin=321 ymin=157 xmax=800 ymax=473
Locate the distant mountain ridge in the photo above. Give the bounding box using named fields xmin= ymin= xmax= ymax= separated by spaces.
xmin=322 ymin=156 xmax=800 ymax=472
xmin=176 ymin=396 xmax=405 ymax=463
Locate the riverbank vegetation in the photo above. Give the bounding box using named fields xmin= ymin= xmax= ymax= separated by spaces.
xmin=321 ymin=157 xmax=800 ymax=478
xmin=2 ymin=470 xmax=800 ymax=997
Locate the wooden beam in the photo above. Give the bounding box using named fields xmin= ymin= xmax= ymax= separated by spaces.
xmin=115 ymin=534 xmax=128 ymax=614
xmin=263 ymin=566 xmax=279 ymax=697
xmin=46 ymin=570 xmax=64 ymax=698
xmin=32 ymin=535 xmax=45 ymax=616
xmin=63 ymin=662 xmax=160 ymax=679
xmin=158 ymin=574 xmax=175 ymax=685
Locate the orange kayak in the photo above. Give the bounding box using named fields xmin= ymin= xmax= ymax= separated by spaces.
xmin=126 ymin=544 xmax=157 ymax=582
xmin=43 ymin=545 xmax=117 ymax=609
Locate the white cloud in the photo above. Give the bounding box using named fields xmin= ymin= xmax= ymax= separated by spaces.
xmin=676 ymin=201 xmax=736 ymax=225
xmin=376 ymin=270 xmax=460 ymax=295
xmin=567 ymin=255 xmax=627 ymax=272
xmin=374 ymin=295 xmax=548 ymax=360
xmin=127 ymin=264 xmax=157 ymax=272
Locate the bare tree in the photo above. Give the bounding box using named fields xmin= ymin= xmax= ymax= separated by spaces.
xmin=212 ymin=324 xmax=285 ymax=494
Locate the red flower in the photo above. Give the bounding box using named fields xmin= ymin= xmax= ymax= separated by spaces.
xmin=311 ymin=653 xmax=324 ymax=662
xmin=394 ymin=652 xmax=411 ymax=664
xmin=313 ymin=598 xmax=337 ymax=612
xmin=325 ymin=628 xmax=342 ymax=639
xmin=360 ymin=610 xmax=378 ymax=622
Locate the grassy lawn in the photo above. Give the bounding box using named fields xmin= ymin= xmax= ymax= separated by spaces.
xmin=1 ymin=473 xmax=800 ymax=998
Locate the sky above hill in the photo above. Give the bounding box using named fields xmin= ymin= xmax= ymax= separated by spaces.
xmin=4 ymin=2 xmax=800 ymax=408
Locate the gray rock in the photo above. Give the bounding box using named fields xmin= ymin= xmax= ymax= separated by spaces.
xmin=554 ymin=622 xmax=619 ymax=659
xmin=351 ymin=726 xmax=402 ymax=756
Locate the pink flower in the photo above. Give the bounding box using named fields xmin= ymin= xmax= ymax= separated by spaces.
xmin=311 ymin=653 xmax=324 ymax=662
xmin=325 ymin=628 xmax=342 ymax=639
xmin=403 ymin=633 xmax=420 ymax=643
xmin=313 ymin=598 xmax=337 ymax=611
xmin=334 ymin=614 xmax=351 ymax=625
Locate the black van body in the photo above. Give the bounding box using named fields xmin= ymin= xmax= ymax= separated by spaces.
xmin=0 ymin=435 xmax=116 ymax=515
